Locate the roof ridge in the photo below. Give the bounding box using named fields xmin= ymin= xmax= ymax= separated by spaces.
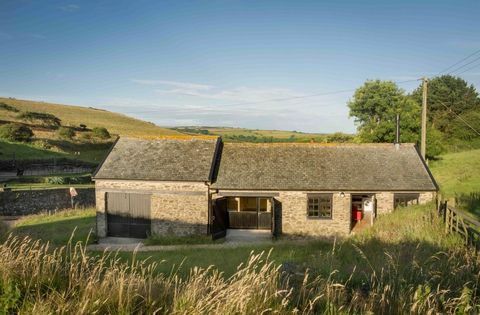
xmin=223 ymin=142 xmax=416 ymax=147
xmin=119 ymin=135 xmax=220 ymax=141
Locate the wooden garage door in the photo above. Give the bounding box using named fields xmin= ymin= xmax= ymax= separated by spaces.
xmin=106 ymin=192 xmax=151 ymax=238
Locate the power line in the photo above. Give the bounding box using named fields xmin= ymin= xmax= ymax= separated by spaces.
xmin=123 ymin=79 xmax=420 ymax=114
xmin=448 ymin=55 xmax=480 ymax=75
xmin=438 ymin=100 xmax=480 ymax=136
xmin=455 ymin=62 xmax=480 ymax=76
xmin=437 ymin=48 xmax=480 ymax=75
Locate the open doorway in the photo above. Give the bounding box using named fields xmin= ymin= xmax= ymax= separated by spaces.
xmin=226 ymin=197 xmax=272 ymax=230
xmin=351 ymin=194 xmax=376 ymax=232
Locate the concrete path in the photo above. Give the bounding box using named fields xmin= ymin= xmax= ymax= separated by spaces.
xmin=225 ymin=229 xmax=272 ymax=243
xmin=88 ymin=229 xmax=274 ymax=252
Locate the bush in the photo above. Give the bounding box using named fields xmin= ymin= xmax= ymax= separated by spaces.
xmin=17 ymin=111 xmax=61 ymax=128
xmin=0 ymin=124 xmax=34 ymax=142
xmin=44 ymin=175 xmax=92 ymax=185
xmin=92 ymin=127 xmax=110 ymax=139
xmin=0 ymin=103 xmax=19 ymax=113
xmin=325 ymin=132 xmax=354 ymax=143
xmin=56 ymin=127 xmax=75 ymax=140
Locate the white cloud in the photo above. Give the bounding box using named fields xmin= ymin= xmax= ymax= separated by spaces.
xmin=104 ymin=78 xmax=357 ymax=132
xmin=60 ymin=4 xmax=80 ymax=12
xmin=132 ymin=79 xmax=212 ymax=90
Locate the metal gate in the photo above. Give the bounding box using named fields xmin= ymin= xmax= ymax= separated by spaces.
xmin=106 ymin=192 xmax=151 ymax=238
xmin=211 ymin=198 xmax=228 ymax=240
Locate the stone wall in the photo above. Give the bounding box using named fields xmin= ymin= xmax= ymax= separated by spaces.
xmin=95 ymin=180 xmax=209 ymax=237
xmin=376 ymin=192 xmax=394 ymax=215
xmin=278 ymin=191 xmax=351 ymax=237
xmin=0 ymin=188 xmax=95 ymax=216
xmin=419 ymin=191 xmax=436 ymax=204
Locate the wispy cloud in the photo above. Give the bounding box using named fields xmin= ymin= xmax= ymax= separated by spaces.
xmin=60 ymin=4 xmax=80 ymax=12
xmin=132 ymin=79 xmax=212 ymax=90
xmin=104 ymin=79 xmax=354 ymax=132
xmin=132 ymin=78 xmax=303 ymax=103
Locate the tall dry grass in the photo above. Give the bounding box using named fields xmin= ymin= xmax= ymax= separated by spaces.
xmin=0 ymin=233 xmax=479 ymax=314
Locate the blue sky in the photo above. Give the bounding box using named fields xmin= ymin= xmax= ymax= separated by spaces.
xmin=1 ymin=0 xmax=479 ymax=133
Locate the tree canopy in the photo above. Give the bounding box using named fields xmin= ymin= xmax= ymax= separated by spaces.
xmin=348 ymin=80 xmax=420 ymax=143
xmin=411 ymin=75 xmax=480 ymax=138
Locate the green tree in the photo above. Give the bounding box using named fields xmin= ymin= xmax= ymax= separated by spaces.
xmin=410 ymin=75 xmax=480 ymax=137
xmin=348 ymin=80 xmax=421 ymax=143
xmin=0 ymin=124 xmax=34 ymax=142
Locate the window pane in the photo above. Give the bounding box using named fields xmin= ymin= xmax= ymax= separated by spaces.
xmin=307 ymin=195 xmax=332 ymax=218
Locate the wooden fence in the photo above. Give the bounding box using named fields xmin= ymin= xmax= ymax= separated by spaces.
xmin=439 ymin=201 xmax=480 ymax=251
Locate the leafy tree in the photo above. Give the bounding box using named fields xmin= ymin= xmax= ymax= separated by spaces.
xmin=92 ymin=127 xmax=111 ymax=139
xmin=0 ymin=124 xmax=34 ymax=142
xmin=348 ymin=80 xmax=421 ymax=143
xmin=410 ymin=75 xmax=480 ymax=137
xmin=348 ymin=80 xmax=444 ymax=157
xmin=57 ymin=127 xmax=75 ymax=139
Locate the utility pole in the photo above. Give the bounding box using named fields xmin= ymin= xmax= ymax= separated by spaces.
xmin=421 ymin=77 xmax=428 ymax=160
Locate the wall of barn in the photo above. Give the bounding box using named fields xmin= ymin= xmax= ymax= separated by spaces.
xmin=95 ymin=180 xmax=209 ymax=238
xmin=278 ymin=191 xmax=352 ymax=237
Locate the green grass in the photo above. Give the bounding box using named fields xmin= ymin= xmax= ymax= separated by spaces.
xmin=0 ymin=97 xmax=182 ymax=138
xmin=144 ymin=234 xmax=223 ymax=246
xmin=6 ymin=203 xmax=464 ymax=280
xmin=172 ymin=126 xmax=354 ymax=143
xmin=0 ymin=97 xmax=184 ymax=163
xmin=11 ymin=208 xmax=96 ymax=246
xmin=430 ymin=149 xmax=480 ymax=197
xmin=430 ymin=149 xmax=480 ymax=215
xmin=0 ymin=140 xmax=67 ymax=160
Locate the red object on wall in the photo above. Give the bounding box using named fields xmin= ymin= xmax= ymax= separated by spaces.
xmin=355 ymin=210 xmax=363 ymax=221
xmin=352 ymin=206 xmax=363 ymax=221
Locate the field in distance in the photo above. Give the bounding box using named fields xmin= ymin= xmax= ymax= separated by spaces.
xmin=171 ymin=126 xmax=354 ymax=143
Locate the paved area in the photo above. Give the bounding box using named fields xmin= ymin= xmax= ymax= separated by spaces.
xmin=0 ymin=216 xmax=21 ymax=228
xmin=88 ymin=229 xmax=274 ymax=252
xmin=225 ymin=229 xmax=272 ymax=243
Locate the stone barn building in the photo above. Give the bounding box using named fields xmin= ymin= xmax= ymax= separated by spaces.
xmin=93 ymin=137 xmax=438 ymax=239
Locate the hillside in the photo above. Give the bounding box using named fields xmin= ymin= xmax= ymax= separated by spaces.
xmin=430 ymin=149 xmax=480 ymax=216
xmin=0 ymin=97 xmax=181 ymax=137
xmin=0 ymin=97 xmax=183 ymax=163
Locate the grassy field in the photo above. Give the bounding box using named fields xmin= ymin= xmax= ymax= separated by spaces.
xmin=0 ymin=97 xmax=184 ymax=163
xmin=430 ymin=149 xmax=480 ymax=215
xmin=9 ymin=208 xmax=96 ymax=245
xmin=5 ymin=204 xmax=463 ymax=277
xmin=0 ymin=97 xmax=181 ymax=138
xmin=3 ymin=204 xmax=478 ymax=313
xmin=172 ymin=126 xmax=353 ymax=143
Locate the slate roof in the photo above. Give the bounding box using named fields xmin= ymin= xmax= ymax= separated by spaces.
xmin=93 ymin=137 xmax=219 ymax=181
xmin=211 ymin=143 xmax=438 ymax=191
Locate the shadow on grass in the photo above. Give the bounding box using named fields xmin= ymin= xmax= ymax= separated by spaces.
xmin=11 ymin=215 xmax=96 ymax=246
xmin=456 ymin=191 xmax=480 ymax=217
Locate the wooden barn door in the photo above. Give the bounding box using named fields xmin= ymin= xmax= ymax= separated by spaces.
xmin=211 ymin=197 xmax=228 ymax=240
xmin=106 ymin=192 xmax=151 ymax=238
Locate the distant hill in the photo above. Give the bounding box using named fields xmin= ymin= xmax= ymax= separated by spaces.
xmin=0 ymin=97 xmax=181 ymax=137
xmin=0 ymin=97 xmax=183 ymax=163
xmin=171 ymin=126 xmax=354 ymax=143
